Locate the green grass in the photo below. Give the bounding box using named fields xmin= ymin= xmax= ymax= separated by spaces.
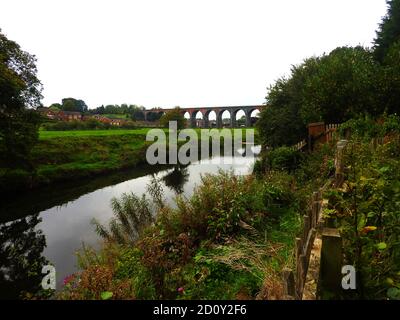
xmin=39 ymin=129 xmax=153 ymax=139
xmin=39 ymin=128 xmax=258 ymax=141
xmin=103 ymin=114 xmax=131 ymax=119
xmin=1 ymin=133 xmax=150 ymax=192
xmin=2 ymin=127 xmax=259 ymax=192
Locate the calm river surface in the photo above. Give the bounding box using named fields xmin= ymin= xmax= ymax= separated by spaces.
xmin=0 ymin=146 xmax=260 ymax=297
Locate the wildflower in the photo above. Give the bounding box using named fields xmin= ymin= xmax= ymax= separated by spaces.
xmin=177 ymin=287 xmax=184 ymax=294
xmin=63 ymin=274 xmax=75 ymax=286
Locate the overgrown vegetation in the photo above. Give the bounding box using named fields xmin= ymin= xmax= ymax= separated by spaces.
xmin=0 ymin=133 xmax=149 ymax=193
xmin=58 ymin=134 xmax=336 ymax=300
xmin=324 ymin=116 xmax=400 ymax=300
xmin=0 ymin=29 xmax=42 ymax=174
xmin=58 ymin=172 xmax=293 ymax=299
xmin=41 ymin=119 xmax=139 ymax=131
xmin=257 ymin=0 xmax=400 ymax=148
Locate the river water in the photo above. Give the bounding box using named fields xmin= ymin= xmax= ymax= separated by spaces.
xmin=0 ymin=146 xmax=260 ymax=298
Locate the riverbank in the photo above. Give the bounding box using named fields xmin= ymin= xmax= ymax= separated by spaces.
xmin=57 ymin=141 xmax=335 ymax=300
xmin=0 ymin=133 xmax=149 ymax=194
xmin=0 ymin=128 xmax=259 ymax=194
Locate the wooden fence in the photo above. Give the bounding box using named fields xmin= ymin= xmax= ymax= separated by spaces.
xmin=283 ymin=139 xmax=348 ymax=300
xmin=325 ymin=124 xmax=340 ymax=142
xmin=283 ymin=188 xmax=325 ymax=299
xmin=290 ymin=123 xmax=340 ymax=153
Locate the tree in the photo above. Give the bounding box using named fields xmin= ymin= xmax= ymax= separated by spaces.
xmin=61 ymin=98 xmax=88 ymax=113
xmin=0 ymin=215 xmax=52 ymax=299
xmin=300 ymin=47 xmax=381 ymax=124
xmin=257 ymin=47 xmax=382 ymax=148
xmin=132 ymin=108 xmax=145 ymax=121
xmin=257 ymin=57 xmax=320 ymax=147
xmin=379 ymin=41 xmax=400 ymax=115
xmin=373 ymin=0 xmax=400 ymax=62
xmin=159 ymin=107 xmax=186 ymax=130
xmin=48 ymin=103 xmax=61 ymax=110
xmin=0 ymin=29 xmax=42 ymax=170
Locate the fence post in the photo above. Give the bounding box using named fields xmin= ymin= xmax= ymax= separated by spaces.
xmin=334 ymin=140 xmax=348 ymax=188
xmin=303 ymin=215 xmax=310 ymax=243
xmin=283 ymin=268 xmax=296 ymax=298
xmin=319 ymin=228 xmax=343 ymax=299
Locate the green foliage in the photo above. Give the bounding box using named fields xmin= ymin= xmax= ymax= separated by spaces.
xmin=61 ymin=98 xmax=88 ymax=113
xmin=60 ymin=169 xmax=302 ymax=300
xmin=257 ymin=47 xmax=383 ymax=148
xmin=39 ymin=128 xmax=152 ymax=139
xmin=0 ymin=215 xmax=53 ymax=299
xmin=339 ymin=114 xmax=400 ymax=141
xmin=159 ymin=107 xmax=186 ymax=130
xmin=325 ymin=133 xmax=400 ymax=299
xmin=114 ymin=248 xmax=156 ymax=299
xmin=0 ymin=29 xmax=43 ymax=172
xmin=89 ymin=104 xmax=145 ymax=120
xmin=41 ymin=118 xmax=139 ymax=131
xmin=0 ymin=132 xmax=149 ymax=193
xmin=175 ymin=247 xmax=262 ymax=300
xmin=265 ymin=146 xmax=303 ymax=172
xmin=300 ymin=47 xmax=381 ymax=123
xmin=373 ymin=0 xmax=400 ymax=62
xmin=92 ymin=192 xmax=155 ymax=245
xmin=380 ymin=41 xmax=400 ymax=115
xmin=256 ymin=58 xmax=319 ymax=148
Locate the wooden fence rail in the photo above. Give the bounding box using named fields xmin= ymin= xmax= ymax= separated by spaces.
xmin=283 ymin=139 xmax=348 ymax=300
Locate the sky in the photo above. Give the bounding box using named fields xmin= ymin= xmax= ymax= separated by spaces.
xmin=0 ymin=0 xmax=389 ymax=110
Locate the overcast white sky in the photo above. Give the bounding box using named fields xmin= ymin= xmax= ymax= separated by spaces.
xmin=0 ymin=0 xmax=389 ymax=110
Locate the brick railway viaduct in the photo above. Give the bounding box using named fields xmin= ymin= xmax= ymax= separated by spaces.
xmin=142 ymin=105 xmax=265 ymax=128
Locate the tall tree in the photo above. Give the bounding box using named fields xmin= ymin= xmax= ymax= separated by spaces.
xmin=159 ymin=107 xmax=186 ymax=130
xmin=257 ymin=47 xmax=381 ymax=148
xmin=0 ymin=29 xmax=42 ymax=170
xmin=61 ymin=98 xmax=88 ymax=112
xmin=374 ymin=0 xmax=400 ymax=62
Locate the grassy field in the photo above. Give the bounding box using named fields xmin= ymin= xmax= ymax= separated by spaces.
xmin=1 ymin=132 xmax=150 ymax=193
xmin=1 ymin=128 xmax=259 ymax=193
xmin=39 ymin=129 xmax=153 ymax=139
xmin=103 ymin=114 xmax=130 ymax=119
xmin=40 ymin=128 xmax=258 ymax=140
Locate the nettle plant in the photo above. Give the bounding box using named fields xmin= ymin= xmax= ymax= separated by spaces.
xmin=325 ymin=137 xmax=400 ymax=300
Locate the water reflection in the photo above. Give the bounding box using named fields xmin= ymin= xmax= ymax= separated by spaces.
xmin=0 ymin=145 xmax=260 ymax=298
xmin=0 ymin=215 xmax=50 ymax=299
xmin=162 ymin=165 xmax=190 ymax=195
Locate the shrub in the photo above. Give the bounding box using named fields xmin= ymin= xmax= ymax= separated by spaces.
xmin=266 ymin=147 xmax=303 ymax=172
xmin=324 ymin=134 xmax=400 ymax=299
xmin=339 ymin=114 xmax=400 ymax=140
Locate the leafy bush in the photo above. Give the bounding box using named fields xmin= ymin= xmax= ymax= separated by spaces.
xmin=60 ymin=170 xmax=302 ymax=300
xmin=265 ymin=147 xmax=303 ymax=172
xmin=325 ymin=134 xmax=400 ymax=299
xmin=338 ymin=114 xmax=400 ymax=141
xmin=92 ymin=192 xmax=155 ymax=245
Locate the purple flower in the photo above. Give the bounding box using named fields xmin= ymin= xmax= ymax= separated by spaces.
xmin=63 ymin=274 xmax=75 ymax=286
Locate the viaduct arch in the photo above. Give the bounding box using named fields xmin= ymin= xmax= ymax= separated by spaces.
xmin=142 ymin=105 xmax=265 ymax=128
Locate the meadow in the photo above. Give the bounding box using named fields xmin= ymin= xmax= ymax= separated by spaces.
xmin=1 ymin=128 xmax=258 ymax=193
xmin=39 ymin=128 xmax=153 ymax=139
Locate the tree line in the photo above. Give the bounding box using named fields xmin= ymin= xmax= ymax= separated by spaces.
xmin=257 ymin=0 xmax=400 ymax=148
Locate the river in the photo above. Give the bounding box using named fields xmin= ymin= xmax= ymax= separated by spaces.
xmin=0 ymin=146 xmax=260 ymax=298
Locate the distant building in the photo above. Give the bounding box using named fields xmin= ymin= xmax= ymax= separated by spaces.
xmin=58 ymin=111 xmax=82 ymax=121
xmin=37 ymin=107 xmax=82 ymax=121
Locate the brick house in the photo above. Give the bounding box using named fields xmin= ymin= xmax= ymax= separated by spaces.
xmin=57 ymin=111 xmax=82 ymax=121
